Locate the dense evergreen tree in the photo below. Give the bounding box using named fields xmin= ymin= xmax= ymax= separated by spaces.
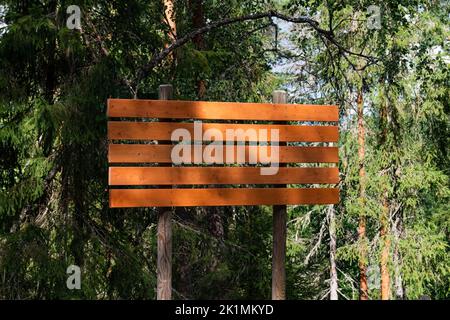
xmin=0 ymin=0 xmax=447 ymax=299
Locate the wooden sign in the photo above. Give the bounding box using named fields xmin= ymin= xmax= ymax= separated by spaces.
xmin=107 ymin=99 xmax=339 ymax=208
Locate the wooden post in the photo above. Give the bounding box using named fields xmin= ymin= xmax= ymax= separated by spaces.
xmin=157 ymin=84 xmax=173 ymax=300
xmin=272 ymin=90 xmax=287 ymax=300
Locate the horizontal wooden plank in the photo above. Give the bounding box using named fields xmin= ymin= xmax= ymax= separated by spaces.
xmin=109 ymin=167 xmax=339 ymax=185
xmin=109 ymin=188 xmax=339 ymax=207
xmin=107 ymin=99 xmax=339 ymax=121
xmin=108 ymin=122 xmax=338 ymax=142
xmin=109 ymin=145 xmax=339 ymax=164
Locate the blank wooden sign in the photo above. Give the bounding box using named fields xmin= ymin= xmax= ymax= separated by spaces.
xmin=107 ymin=99 xmax=340 ymax=208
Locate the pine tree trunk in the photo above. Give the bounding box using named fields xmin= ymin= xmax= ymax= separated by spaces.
xmin=380 ymin=194 xmax=390 ymax=299
xmin=357 ymin=89 xmax=369 ymax=300
xmin=379 ymin=94 xmax=391 ymax=300
xmin=164 ymin=0 xmax=177 ymax=62
xmin=393 ymin=216 xmax=404 ymax=299
xmin=328 ymin=205 xmax=338 ymax=300
xmin=164 ymin=0 xmax=177 ymax=42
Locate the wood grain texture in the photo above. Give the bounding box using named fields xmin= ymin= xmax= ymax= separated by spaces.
xmin=109 ymin=144 xmax=339 ymax=164
xmin=108 ymin=121 xmax=339 ymax=142
xmin=157 ymin=207 xmax=172 ymax=300
xmin=109 ymin=167 xmax=339 ymax=185
xmin=156 ymin=84 xmax=173 ymax=301
xmin=107 ymin=99 xmax=339 ymax=121
xmin=109 ymin=188 xmax=339 ymax=207
xmin=272 ymin=90 xmax=287 ymax=300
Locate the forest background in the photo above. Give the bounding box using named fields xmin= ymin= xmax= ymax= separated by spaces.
xmin=0 ymin=0 xmax=448 ymax=300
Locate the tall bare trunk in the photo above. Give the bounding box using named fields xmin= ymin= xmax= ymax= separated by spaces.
xmin=393 ymin=216 xmax=404 ymax=299
xmin=164 ymin=0 xmax=177 ymax=62
xmin=357 ymin=89 xmax=369 ymax=300
xmin=379 ymin=94 xmax=391 ymax=300
xmin=380 ymin=194 xmax=390 ymax=299
xmin=164 ymin=0 xmax=177 ymax=41
xmin=328 ymin=205 xmax=338 ymax=300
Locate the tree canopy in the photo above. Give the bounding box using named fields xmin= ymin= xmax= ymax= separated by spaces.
xmin=0 ymin=0 xmax=448 ymax=299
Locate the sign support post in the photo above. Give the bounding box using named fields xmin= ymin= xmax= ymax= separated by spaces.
xmin=157 ymin=84 xmax=173 ymax=300
xmin=272 ymin=90 xmax=287 ymax=300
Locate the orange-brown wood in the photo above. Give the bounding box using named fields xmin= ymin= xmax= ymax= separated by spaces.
xmin=107 ymin=99 xmax=339 ymax=121
xmin=109 ymin=188 xmax=339 ymax=207
xmin=109 ymin=167 xmax=339 ymax=185
xmin=108 ymin=144 xmax=339 ymax=164
xmin=108 ymin=122 xmax=339 ymax=142
xmin=107 ymin=98 xmax=340 ymax=208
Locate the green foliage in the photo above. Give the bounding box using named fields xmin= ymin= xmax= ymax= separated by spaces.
xmin=0 ymin=0 xmax=281 ymax=299
xmin=282 ymin=0 xmax=449 ymax=300
xmin=0 ymin=0 xmax=448 ymax=300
